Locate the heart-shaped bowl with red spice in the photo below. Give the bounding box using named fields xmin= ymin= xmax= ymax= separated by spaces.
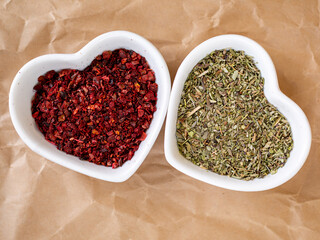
xmin=9 ymin=31 xmax=171 ymax=182
xmin=165 ymin=34 xmax=311 ymax=191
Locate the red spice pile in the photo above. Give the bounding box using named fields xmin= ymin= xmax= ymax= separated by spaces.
xmin=31 ymin=49 xmax=158 ymax=168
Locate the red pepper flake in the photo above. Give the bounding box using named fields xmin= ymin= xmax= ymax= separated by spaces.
xmin=58 ymin=115 xmax=65 ymax=122
xmin=31 ymin=49 xmax=157 ymax=168
xmin=134 ymin=82 xmax=140 ymax=92
xmin=138 ymin=109 xmax=144 ymax=118
xmin=138 ymin=132 xmax=147 ymax=141
xmin=92 ymin=129 xmax=99 ymax=135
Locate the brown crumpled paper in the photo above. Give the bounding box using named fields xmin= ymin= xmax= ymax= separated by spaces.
xmin=1 ymin=0 xmax=320 ymax=239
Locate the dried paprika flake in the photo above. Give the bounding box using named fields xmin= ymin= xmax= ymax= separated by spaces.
xmin=31 ymin=49 xmax=158 ymax=168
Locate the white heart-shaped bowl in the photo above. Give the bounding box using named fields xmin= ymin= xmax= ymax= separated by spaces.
xmin=9 ymin=31 xmax=171 ymax=182
xmin=165 ymin=34 xmax=311 ymax=191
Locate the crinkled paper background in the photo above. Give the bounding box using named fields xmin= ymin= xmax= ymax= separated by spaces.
xmin=1 ymin=0 xmax=320 ymax=239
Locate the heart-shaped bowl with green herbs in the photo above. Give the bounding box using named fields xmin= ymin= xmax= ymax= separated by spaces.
xmin=165 ymin=34 xmax=311 ymax=192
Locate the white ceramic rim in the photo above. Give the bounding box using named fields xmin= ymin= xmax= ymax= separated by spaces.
xmin=9 ymin=30 xmax=171 ymax=182
xmin=165 ymin=34 xmax=312 ymax=192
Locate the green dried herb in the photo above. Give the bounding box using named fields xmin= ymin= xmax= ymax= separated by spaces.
xmin=176 ymin=49 xmax=293 ymax=180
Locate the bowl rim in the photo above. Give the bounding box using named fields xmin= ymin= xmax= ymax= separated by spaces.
xmin=164 ymin=34 xmax=312 ymax=192
xmin=9 ymin=30 xmax=171 ymax=182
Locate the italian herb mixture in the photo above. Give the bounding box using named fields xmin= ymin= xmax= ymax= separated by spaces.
xmin=32 ymin=49 xmax=157 ymax=168
xmin=176 ymin=49 xmax=293 ymax=180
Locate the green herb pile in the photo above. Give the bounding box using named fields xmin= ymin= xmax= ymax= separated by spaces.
xmin=176 ymin=49 xmax=293 ymax=180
